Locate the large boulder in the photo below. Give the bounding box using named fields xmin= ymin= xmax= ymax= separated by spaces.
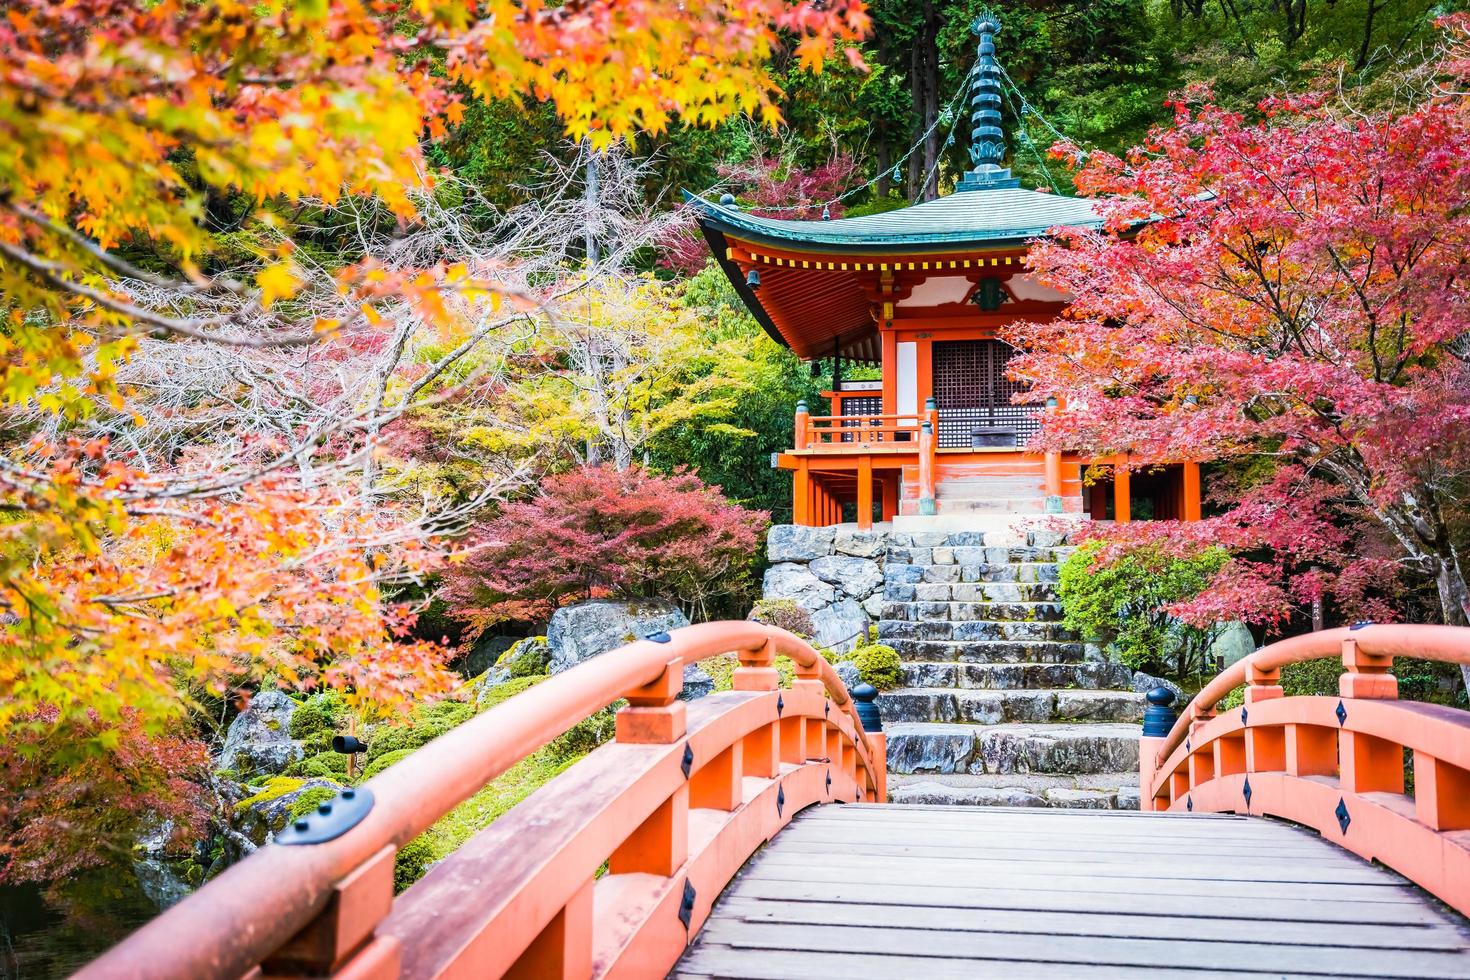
xmin=219 ymin=691 xmax=302 ymax=778
xmin=1209 ymin=621 xmax=1257 ymax=666
xmin=833 ymin=528 xmax=887 ymax=559
xmin=767 ymin=524 xmax=836 ymax=563
xmin=810 ymin=598 xmax=868 ymax=654
xmin=809 ymin=555 xmax=884 ymax=599
xmin=547 ymin=599 xmax=690 ymax=674
xmin=762 ymin=562 xmax=836 ymax=612
xmin=1132 ymin=671 xmax=1185 ymax=701
xmin=461 ymin=634 xmax=516 ymax=679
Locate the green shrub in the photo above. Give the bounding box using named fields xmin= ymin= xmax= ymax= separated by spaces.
xmin=394 ymin=833 xmax=437 ymax=892
xmin=1058 ymin=540 xmax=1229 ymax=681
xmin=477 ymin=674 xmax=545 ymax=711
xmin=545 ymin=706 xmax=620 ymax=763
xmin=850 ymin=643 xmax=902 ymax=690
xmin=362 ymin=748 xmax=415 ymax=781
xmin=365 ymin=699 xmax=474 ymax=762
xmin=289 ymin=691 xmax=347 ymax=754
xmin=286 ymin=751 xmax=349 ymax=780
xmin=747 ymin=599 xmax=814 ymax=639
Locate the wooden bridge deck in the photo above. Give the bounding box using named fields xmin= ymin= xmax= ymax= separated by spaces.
xmin=676 ymin=804 xmax=1470 ymax=979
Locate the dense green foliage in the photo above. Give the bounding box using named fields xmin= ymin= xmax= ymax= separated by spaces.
xmin=849 ymin=644 xmax=904 ymax=690
xmin=1059 ymin=540 xmax=1230 ymax=680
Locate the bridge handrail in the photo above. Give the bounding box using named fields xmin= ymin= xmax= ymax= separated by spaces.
xmin=1141 ymin=622 xmax=1470 ymax=918
xmin=1155 ymin=623 xmax=1470 ymax=761
xmin=80 ymin=621 xmax=883 ymax=979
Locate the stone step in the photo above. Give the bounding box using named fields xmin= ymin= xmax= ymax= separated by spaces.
xmin=890 ymin=529 xmax=1072 ymax=549
xmin=884 ymin=721 xmax=1141 ymax=776
xmin=884 ymin=546 xmax=1075 ymax=567
xmin=886 ymin=639 xmax=1088 ymax=663
xmin=899 ymin=661 xmax=1134 ymax=691
xmin=878 ymin=688 xmax=1144 ymax=726
xmin=878 ymin=599 xmax=1064 ymax=621
xmin=884 ymin=563 xmax=1061 ymax=589
xmin=935 ymin=476 xmax=1046 ymax=497
xmin=881 ymin=594 xmax=1062 ymax=620
xmin=934 ymin=498 xmax=1048 ymax=515
xmin=887 ymin=772 xmax=1140 ymax=810
xmin=881 ymin=582 xmax=1060 ymax=605
xmin=878 ymin=619 xmax=1077 ymax=643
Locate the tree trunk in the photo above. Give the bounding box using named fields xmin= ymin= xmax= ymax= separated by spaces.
xmin=1433 ymin=555 xmax=1470 ymax=693
xmin=583 ymin=141 xmax=600 ymax=267
xmin=908 ymin=1 xmax=941 ymax=203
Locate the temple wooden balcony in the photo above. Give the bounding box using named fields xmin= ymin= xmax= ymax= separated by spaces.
xmin=776 ymin=401 xmax=1204 ymax=530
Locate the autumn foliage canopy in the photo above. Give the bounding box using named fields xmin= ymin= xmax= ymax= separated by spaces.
xmin=1009 ymin=17 xmax=1470 ymax=628
xmin=0 ymin=0 xmax=866 ymax=881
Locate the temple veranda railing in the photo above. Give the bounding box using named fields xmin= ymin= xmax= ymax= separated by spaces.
xmin=1140 ymin=623 xmax=1470 ymax=917
xmin=80 ymin=622 xmax=887 ymax=979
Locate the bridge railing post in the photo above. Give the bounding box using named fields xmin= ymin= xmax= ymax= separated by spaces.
xmin=850 ymin=683 xmax=886 ymax=802
xmin=1138 ymin=687 xmax=1177 ymax=812
xmin=1338 ymin=636 xmax=1404 ymax=795
xmin=611 ymin=657 xmax=690 ymax=877
xmin=736 ymin=640 xmax=782 ymax=779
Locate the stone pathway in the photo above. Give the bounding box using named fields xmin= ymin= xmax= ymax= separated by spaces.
xmin=877 ymin=528 xmax=1144 ymax=809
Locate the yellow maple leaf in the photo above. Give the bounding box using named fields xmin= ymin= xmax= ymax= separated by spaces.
xmin=257 ymin=262 xmax=301 ymax=309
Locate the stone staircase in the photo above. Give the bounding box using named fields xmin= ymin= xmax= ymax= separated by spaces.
xmin=876 ymin=527 xmax=1144 ymax=809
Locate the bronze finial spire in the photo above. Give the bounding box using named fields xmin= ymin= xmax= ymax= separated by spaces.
xmin=958 ymin=10 xmax=1020 ymax=191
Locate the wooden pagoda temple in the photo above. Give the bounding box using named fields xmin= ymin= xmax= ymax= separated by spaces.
xmin=689 ymin=14 xmax=1202 ymax=531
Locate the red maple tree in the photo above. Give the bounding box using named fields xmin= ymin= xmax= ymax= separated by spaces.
xmin=1008 ymin=18 xmax=1470 ymax=629
xmin=442 ymin=465 xmax=768 ymax=631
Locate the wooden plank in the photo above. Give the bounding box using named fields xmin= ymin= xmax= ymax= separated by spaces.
xmin=675 ymin=946 xmax=1288 ymax=980
xmin=742 ymin=857 xmax=1422 ymax=902
xmin=747 ymin=848 xmax=1392 ymax=884
xmin=706 ymin=896 xmax=1470 ymax=951
xmin=793 ymin=811 xmax=1323 ymax=846
xmin=694 ymin=920 xmax=1470 ymax=979
xmin=785 ymin=815 xmax=1326 ymax=844
xmin=676 ymin=805 xmax=1470 ymax=978
xmin=769 ymin=834 xmax=1379 ymax=871
xmin=719 ymin=877 xmax=1446 ymax=925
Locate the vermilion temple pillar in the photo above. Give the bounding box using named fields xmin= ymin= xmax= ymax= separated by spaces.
xmin=1183 ymin=461 xmax=1202 ymax=521
xmin=857 ymin=456 xmax=874 ymax=530
xmin=793 ymin=459 xmax=812 ymax=526
xmin=1113 ymin=457 xmax=1131 ymax=523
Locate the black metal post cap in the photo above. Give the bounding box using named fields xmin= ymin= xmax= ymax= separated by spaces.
xmin=1141 ymin=686 xmax=1178 ymax=738
xmin=1145 ymin=686 xmax=1177 ymax=707
xmin=851 ymin=682 xmax=882 ymax=733
xmin=332 ymin=734 xmax=368 ymax=755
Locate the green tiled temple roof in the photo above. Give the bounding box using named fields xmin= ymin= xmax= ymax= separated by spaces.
xmin=683 ymin=185 xmax=1103 ymax=252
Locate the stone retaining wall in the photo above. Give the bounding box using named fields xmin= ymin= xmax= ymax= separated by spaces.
xmin=762 ymin=525 xmax=890 ymax=653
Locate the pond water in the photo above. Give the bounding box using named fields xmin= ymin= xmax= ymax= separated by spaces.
xmin=0 ymin=870 xmax=163 ymax=979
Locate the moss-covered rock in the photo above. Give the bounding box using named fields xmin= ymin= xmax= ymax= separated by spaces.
xmin=495 ymin=636 xmax=551 ymax=678
xmin=233 ymin=776 xmax=345 ymax=845
xmin=747 ymin=598 xmax=815 ymax=639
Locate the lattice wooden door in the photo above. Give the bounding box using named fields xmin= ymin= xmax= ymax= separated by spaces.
xmin=931 ymin=339 xmax=1040 ymax=448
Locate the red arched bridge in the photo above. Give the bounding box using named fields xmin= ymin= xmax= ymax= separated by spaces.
xmin=82 ymin=624 xmax=1470 ymax=978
